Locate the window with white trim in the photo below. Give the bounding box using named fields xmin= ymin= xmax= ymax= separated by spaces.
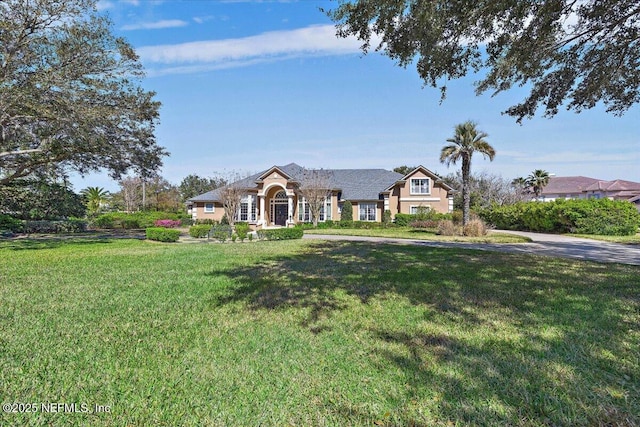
xmin=238 ymin=195 xmax=256 ymax=222
xmin=359 ymin=203 xmax=376 ymax=221
xmin=410 ymin=178 xmax=430 ymax=194
xmin=298 ymin=197 xmax=332 ymax=222
xmin=204 ymin=203 xmax=214 ymax=213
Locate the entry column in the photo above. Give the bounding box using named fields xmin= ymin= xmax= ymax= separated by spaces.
xmin=259 ymin=195 xmax=265 ymax=225
xmin=287 ymin=195 xmax=293 ymax=226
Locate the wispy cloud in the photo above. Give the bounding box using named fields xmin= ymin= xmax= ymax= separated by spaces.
xmin=137 ymin=24 xmax=370 ymax=76
xmin=121 ymin=19 xmax=189 ymax=31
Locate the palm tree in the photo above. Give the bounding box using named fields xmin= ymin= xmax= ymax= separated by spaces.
xmin=525 ymin=169 xmax=550 ymax=199
xmin=440 ymin=121 xmax=496 ymax=226
xmin=81 ymin=186 xmax=110 ymax=216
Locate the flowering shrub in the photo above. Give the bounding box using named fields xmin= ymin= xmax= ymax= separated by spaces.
xmin=154 ymin=219 xmax=182 ymax=228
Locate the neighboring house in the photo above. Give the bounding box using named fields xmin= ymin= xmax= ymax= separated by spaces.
xmin=541 ymin=176 xmax=640 ymax=210
xmin=188 ymin=163 xmax=455 ymax=228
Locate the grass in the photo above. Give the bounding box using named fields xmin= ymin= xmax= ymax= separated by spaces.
xmin=1 ymin=237 xmax=638 ymax=426
xmin=304 ymin=227 xmax=532 ymax=243
xmin=568 ymin=233 xmax=640 ymax=245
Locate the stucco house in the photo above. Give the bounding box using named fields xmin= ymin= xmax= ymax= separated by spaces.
xmin=188 ymin=163 xmax=455 ymax=228
xmin=542 ymin=176 xmax=640 ymax=209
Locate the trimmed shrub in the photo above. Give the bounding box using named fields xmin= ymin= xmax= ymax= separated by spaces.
xmin=189 ymin=225 xmax=211 ymax=238
xmin=0 ymin=214 xmax=24 ymax=232
xmin=235 ymin=222 xmax=250 ymax=241
xmin=154 ymin=219 xmax=182 ymax=228
xmin=210 ymin=224 xmax=233 ymax=242
xmin=257 ymin=227 xmax=304 ymax=240
xmin=146 ymin=227 xmax=180 ymax=242
xmin=340 ymin=201 xmax=353 ymax=225
xmin=463 ymin=218 xmax=488 ymax=236
xmin=394 ymin=213 xmax=415 ymax=227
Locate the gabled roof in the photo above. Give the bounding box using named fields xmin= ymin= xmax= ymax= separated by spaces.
xmin=585 ymin=179 xmax=640 ymax=192
xmin=189 ymin=162 xmax=452 ymax=202
xmin=385 ymin=165 xmax=455 ymax=192
xmin=542 ymin=176 xmax=600 ymax=194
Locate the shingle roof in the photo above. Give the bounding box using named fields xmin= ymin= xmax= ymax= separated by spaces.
xmin=542 ymin=176 xmax=600 ymax=194
xmin=584 ymin=179 xmax=640 ymax=192
xmin=188 ymin=163 xmax=405 ymax=202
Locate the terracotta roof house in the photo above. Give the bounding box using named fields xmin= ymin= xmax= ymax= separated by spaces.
xmin=188 ymin=163 xmax=455 ymax=228
xmin=541 ymin=176 xmax=640 ymax=210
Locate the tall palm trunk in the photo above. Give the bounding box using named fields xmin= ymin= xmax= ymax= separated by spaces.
xmin=461 ymin=154 xmax=471 ymax=226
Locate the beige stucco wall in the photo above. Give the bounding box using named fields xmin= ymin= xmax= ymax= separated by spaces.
xmin=390 ymin=170 xmax=451 ymax=214
xmin=191 ymin=202 xmax=225 ymax=222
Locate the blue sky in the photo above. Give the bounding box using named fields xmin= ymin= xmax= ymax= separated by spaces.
xmin=77 ymin=0 xmax=639 ymax=192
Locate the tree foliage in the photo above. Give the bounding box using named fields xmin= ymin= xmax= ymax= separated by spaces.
xmin=440 ymin=121 xmax=495 ymax=226
xmin=81 ymin=186 xmax=110 ymax=216
xmin=0 ymin=0 xmax=166 ymax=185
xmin=0 ymin=179 xmax=85 ymax=219
xmin=326 ymin=0 xmax=640 ymax=121
xmin=443 ymin=171 xmax=529 ymax=211
xmin=526 ymin=169 xmax=551 ymax=198
xmin=393 ymin=165 xmax=417 ymax=176
xmin=178 ymin=174 xmax=227 ymax=202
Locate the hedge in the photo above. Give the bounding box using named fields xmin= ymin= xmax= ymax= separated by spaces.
xmin=94 ymin=212 xmax=188 ymax=229
xmin=23 ymin=219 xmax=88 ymax=234
xmin=480 ymin=199 xmax=640 ymax=235
xmin=257 ymin=227 xmax=304 ymax=240
xmin=210 ymin=224 xmax=233 ymax=242
xmin=146 ymin=227 xmax=181 ymax=242
xmin=189 ymin=225 xmax=211 ymax=238
xmin=0 ymin=214 xmax=24 ymax=233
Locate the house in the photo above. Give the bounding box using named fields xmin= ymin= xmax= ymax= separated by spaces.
xmin=188 ymin=163 xmax=455 ymax=228
xmin=541 ymin=176 xmax=640 ymax=210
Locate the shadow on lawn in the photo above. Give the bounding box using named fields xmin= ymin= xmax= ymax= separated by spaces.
xmin=207 ymin=241 xmax=639 ymax=425
xmin=0 ymin=238 xmax=114 ymax=250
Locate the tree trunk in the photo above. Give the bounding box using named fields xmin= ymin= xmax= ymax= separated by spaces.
xmin=462 ymin=155 xmax=471 ymax=227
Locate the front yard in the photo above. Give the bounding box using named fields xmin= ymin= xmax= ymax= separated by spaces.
xmin=1 ymin=238 xmax=638 ymax=426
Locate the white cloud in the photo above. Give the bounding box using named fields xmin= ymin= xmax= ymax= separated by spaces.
xmin=137 ymin=24 xmax=370 ymax=74
xmin=121 ymin=19 xmax=189 ymax=31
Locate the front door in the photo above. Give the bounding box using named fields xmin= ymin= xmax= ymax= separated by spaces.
xmin=275 ymin=204 xmax=287 ymax=226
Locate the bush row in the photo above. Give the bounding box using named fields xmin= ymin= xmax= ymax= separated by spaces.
xmin=480 ymin=199 xmax=640 ymax=236
xmin=257 ymin=227 xmax=304 ymax=240
xmin=145 ymin=227 xmax=181 ymax=242
xmin=0 ymin=215 xmax=88 ymax=234
xmin=93 ymin=212 xmax=189 ymax=229
xmin=189 ymin=225 xmax=212 ymax=238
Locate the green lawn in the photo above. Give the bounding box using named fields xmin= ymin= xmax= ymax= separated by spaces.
xmin=1 ymin=238 xmax=638 ymax=426
xmin=304 ymin=227 xmax=532 ymax=243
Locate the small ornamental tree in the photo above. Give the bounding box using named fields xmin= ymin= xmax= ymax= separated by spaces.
xmin=299 ymin=169 xmax=332 ymax=227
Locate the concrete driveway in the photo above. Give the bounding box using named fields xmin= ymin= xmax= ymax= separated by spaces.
xmin=303 ymin=231 xmax=640 ymax=266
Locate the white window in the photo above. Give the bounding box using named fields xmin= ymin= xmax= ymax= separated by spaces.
xmin=238 ymin=195 xmax=256 ymax=222
xmin=410 ymin=178 xmax=430 ymax=195
xmin=298 ymin=197 xmax=332 ymax=222
xmin=298 ymin=198 xmax=310 ymax=222
xmin=410 ymin=206 xmax=419 ymax=214
xmin=359 ymin=203 xmax=377 ymax=221
xmin=204 ymin=203 xmax=214 ymax=213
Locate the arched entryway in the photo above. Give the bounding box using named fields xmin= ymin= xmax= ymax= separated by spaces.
xmin=270 ymin=190 xmax=288 ymax=226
